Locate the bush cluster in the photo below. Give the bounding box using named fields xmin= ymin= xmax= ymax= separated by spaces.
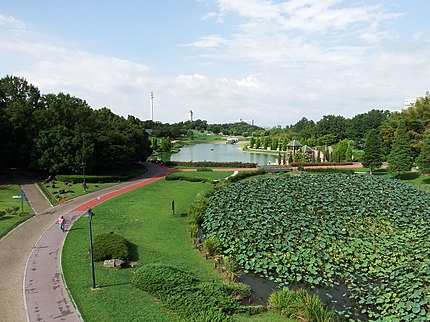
xmin=93 ymin=232 xmax=130 ymax=261
xmin=302 ymin=168 xmax=355 ymax=174
xmin=290 ymin=161 xmax=353 ymax=167
xmin=164 ymin=161 xmax=257 ymax=168
xmin=131 ymin=263 xmax=247 ymax=322
xmin=165 ymin=173 xmax=207 ymax=183
xmin=268 ymin=288 xmax=335 ymax=321
xmin=56 ymin=174 xmax=129 ymax=183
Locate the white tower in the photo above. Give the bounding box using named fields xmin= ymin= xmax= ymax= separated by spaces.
xmin=150 ymin=91 xmax=154 ymax=121
xmin=188 ymin=109 xmax=193 ymax=122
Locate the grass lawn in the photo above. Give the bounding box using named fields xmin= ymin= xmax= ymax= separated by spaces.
xmin=0 ymin=184 xmax=32 ymax=237
xmin=62 ymin=180 xmax=220 ymax=321
xmin=39 ymin=181 xmax=119 ymax=205
xmin=62 ymin=178 xmax=290 ymax=322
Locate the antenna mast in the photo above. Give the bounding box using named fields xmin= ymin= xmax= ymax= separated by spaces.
xmin=150 ymin=91 xmax=154 ymax=121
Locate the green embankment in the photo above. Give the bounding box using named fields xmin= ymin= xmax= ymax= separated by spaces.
xmin=0 ymin=184 xmax=32 ymax=237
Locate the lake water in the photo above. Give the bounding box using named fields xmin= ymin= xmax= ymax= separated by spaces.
xmin=170 ymin=143 xmax=276 ymax=165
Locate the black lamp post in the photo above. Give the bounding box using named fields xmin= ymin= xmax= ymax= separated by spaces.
xmin=82 ymin=161 xmax=87 ymax=192
xmin=85 ymin=207 xmax=96 ymax=289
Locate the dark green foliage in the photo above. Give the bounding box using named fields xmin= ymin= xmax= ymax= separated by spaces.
xmin=0 ymin=76 xmax=152 ymax=173
xmin=302 ymin=168 xmax=354 ymax=174
xmin=164 ymin=161 xmax=257 ymax=168
xmin=0 ymin=207 xmax=20 ymax=218
xmin=290 ymin=161 xmax=353 ymax=167
xmin=56 ymin=174 xmax=128 ymax=183
xmin=131 ymin=263 xmax=197 ymax=295
xmin=388 ymin=121 xmax=414 ymax=176
xmin=415 ymin=132 xmax=430 ymax=174
xmin=196 ymin=167 xmax=212 ymax=172
xmin=93 ymin=232 xmax=130 ymax=261
xmin=362 ymin=128 xmax=383 ymax=173
xmin=131 ymin=263 xmax=242 ymax=322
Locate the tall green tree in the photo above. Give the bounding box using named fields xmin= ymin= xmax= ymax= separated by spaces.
xmin=387 ymin=121 xmax=413 ymax=177
xmin=362 ymin=129 xmax=383 ymax=174
xmin=415 ymin=131 xmax=430 ymax=174
xmin=0 ymin=75 xmax=41 ymax=168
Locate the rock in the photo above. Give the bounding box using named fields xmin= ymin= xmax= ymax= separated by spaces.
xmin=128 ymin=261 xmax=138 ymax=267
xmin=103 ymin=259 xmax=115 ymax=268
xmin=114 ymin=259 xmax=124 ymax=268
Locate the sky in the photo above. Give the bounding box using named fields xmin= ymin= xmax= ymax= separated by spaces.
xmin=1 ymin=0 xmax=430 ymax=127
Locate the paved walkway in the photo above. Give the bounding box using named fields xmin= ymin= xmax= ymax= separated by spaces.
xmin=0 ymin=163 xmax=170 ymax=322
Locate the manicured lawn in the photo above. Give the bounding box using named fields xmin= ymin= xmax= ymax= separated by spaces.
xmin=39 ymin=181 xmax=118 ymax=205
xmin=0 ymin=184 xmax=32 ymax=237
xmin=62 ymin=180 xmax=220 ymax=321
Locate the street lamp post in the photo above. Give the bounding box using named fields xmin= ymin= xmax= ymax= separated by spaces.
xmin=82 ymin=161 xmax=87 ymax=192
xmin=85 ymin=207 xmax=96 ymax=289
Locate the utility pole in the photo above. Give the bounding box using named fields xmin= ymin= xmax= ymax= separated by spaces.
xmin=150 ymin=91 xmax=154 ymax=121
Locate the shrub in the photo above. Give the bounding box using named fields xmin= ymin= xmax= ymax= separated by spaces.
xmin=131 ymin=263 xmax=197 ymax=296
xmin=165 ymin=173 xmax=206 ymax=182
xmin=164 ymin=161 xmax=257 ymax=168
xmin=203 ymin=237 xmax=222 ymax=257
xmin=302 ymin=168 xmax=355 ymax=174
xmin=197 ymin=167 xmax=213 ymax=172
xmin=93 ymin=232 xmax=130 ymax=261
xmin=222 ymin=256 xmax=242 ymax=282
xmin=223 ymin=282 xmax=253 ymax=299
xmin=131 ymin=263 xmax=243 ymax=321
xmin=187 ymin=195 xmax=209 ymax=225
xmin=56 ymin=174 xmax=128 ymax=183
xmin=268 ymin=288 xmax=335 ymax=322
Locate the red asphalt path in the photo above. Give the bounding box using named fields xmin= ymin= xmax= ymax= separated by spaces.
xmin=24 ymin=165 xmax=172 ymax=322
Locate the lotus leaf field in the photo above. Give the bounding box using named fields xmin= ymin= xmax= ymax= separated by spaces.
xmin=203 ymin=174 xmax=430 ymax=321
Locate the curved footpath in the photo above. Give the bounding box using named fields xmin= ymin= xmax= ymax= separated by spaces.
xmin=0 ymin=163 xmax=170 ymax=322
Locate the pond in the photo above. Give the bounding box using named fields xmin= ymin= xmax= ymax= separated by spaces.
xmin=170 ymin=143 xmax=276 ymax=165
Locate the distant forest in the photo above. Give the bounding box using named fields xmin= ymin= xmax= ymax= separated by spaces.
xmin=1 ymin=75 xmax=429 ymax=174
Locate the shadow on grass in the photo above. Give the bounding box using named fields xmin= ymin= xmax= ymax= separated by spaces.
xmin=99 ymin=281 xmax=131 ymax=289
xmin=68 ymin=227 xmax=84 ymax=232
xmin=399 ymin=172 xmax=420 ymax=180
xmin=128 ymin=242 xmax=139 ymax=262
xmin=421 ymin=177 xmax=430 ymax=185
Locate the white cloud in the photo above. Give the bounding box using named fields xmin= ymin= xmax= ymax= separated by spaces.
xmin=185 ymin=35 xmax=227 ymax=48
xmin=0 ymin=14 xmax=27 ymax=29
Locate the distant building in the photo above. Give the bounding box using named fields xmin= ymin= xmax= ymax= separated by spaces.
xmin=404 ymin=98 xmax=417 ymax=109
xmin=188 ymin=109 xmax=193 ymax=122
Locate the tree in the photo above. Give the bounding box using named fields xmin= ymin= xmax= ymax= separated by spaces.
xmin=316 ymin=115 xmax=347 ymax=139
xmin=387 ymin=122 xmax=413 ymax=177
xmin=0 ymin=75 xmax=41 ymax=168
xmin=362 ymin=129 xmax=383 ymax=174
xmin=415 ymin=131 xmax=430 ymax=174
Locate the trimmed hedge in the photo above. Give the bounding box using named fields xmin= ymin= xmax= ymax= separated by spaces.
xmin=93 ymin=232 xmax=130 ymax=261
xmin=290 ymin=161 xmax=353 ymax=167
xmin=56 ymin=174 xmax=128 ymax=183
xmin=302 ymin=168 xmax=355 ymax=174
xmin=165 ymin=173 xmax=208 ymax=183
xmin=164 ymin=161 xmax=257 ymax=168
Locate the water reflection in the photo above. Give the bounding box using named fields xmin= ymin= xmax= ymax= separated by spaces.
xmin=170 ymin=143 xmax=276 ymax=165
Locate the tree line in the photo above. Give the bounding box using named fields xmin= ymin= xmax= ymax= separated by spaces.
xmin=2 ymin=74 xmax=429 ymax=175
xmin=0 ymin=75 xmax=152 ymax=174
